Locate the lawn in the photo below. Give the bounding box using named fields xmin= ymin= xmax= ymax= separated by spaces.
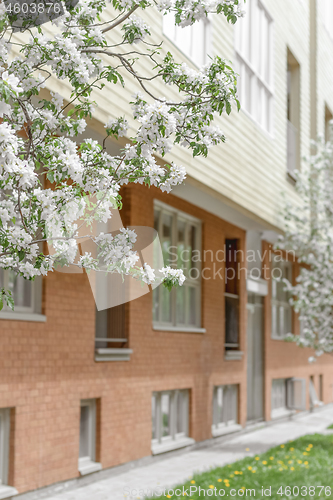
xmin=148 ymin=434 xmax=333 ymax=500
xmin=327 ymin=424 xmax=333 ymax=430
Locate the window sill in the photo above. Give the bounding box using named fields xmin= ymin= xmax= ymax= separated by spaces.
xmin=212 ymin=424 xmax=242 ymax=438
xmin=151 ymin=437 xmax=195 ymax=455
xmin=0 ymin=485 xmax=18 ymax=500
xmin=224 ymin=350 xmax=244 ymax=361
xmin=271 ymin=408 xmax=295 ymax=420
xmin=153 ymin=325 xmax=206 ymax=334
xmin=95 ymin=348 xmax=133 ymax=362
xmin=271 ymin=335 xmax=288 ymax=341
xmin=0 ymin=312 xmax=46 ymax=322
xmin=78 ymin=458 xmax=102 ymax=476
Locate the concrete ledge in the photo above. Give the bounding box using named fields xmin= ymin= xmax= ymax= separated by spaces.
xmin=152 ymin=437 xmax=195 ymax=455
xmin=78 ymin=459 xmax=102 ymax=476
xmin=212 ymin=424 xmax=242 ymax=437
xmin=0 ymin=485 xmax=18 ymax=499
xmin=225 ymin=350 xmax=244 ymax=361
xmin=95 ymin=348 xmax=133 ymax=362
xmin=0 ymin=312 xmax=46 ymax=322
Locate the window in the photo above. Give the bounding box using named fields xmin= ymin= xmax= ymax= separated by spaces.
xmin=309 ymin=376 xmax=323 ymax=408
xmin=0 ymin=408 xmax=17 ymax=498
xmin=319 ymin=374 xmax=324 ymax=402
xmin=287 ymin=49 xmax=300 ymax=178
xmin=212 ymin=385 xmax=241 ymax=437
xmin=323 ymin=0 xmax=333 ymax=39
xmin=153 ymin=202 xmax=202 ymax=330
xmin=163 ymin=13 xmax=211 ymax=67
xmin=271 ymin=259 xmax=292 ymax=339
xmin=225 ymin=239 xmax=241 ymax=353
xmin=271 ymin=378 xmax=306 ymax=419
xmin=95 ymin=304 xmax=133 ymax=361
xmin=286 ymin=378 xmax=306 ymax=410
xmin=271 ymin=379 xmax=287 ymax=418
xmin=235 ymin=0 xmax=273 ymax=132
xmin=0 ymin=269 xmax=43 ymax=320
xmin=151 ymin=390 xmax=194 ymax=454
xmin=78 ymin=400 xmax=101 ymax=476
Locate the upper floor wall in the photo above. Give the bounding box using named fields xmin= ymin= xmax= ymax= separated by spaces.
xmin=41 ymin=0 xmax=317 ymax=231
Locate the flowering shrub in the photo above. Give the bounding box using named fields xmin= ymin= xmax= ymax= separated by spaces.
xmin=0 ymin=0 xmax=242 ymax=308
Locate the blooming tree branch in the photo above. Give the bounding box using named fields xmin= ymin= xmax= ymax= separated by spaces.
xmin=0 ymin=0 xmax=243 ymax=308
xmin=278 ymin=128 xmax=333 ymax=358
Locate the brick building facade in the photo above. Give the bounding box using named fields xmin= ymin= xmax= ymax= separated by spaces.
xmin=1 ymin=0 xmax=333 ymax=498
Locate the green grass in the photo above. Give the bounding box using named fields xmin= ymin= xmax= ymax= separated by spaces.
xmin=327 ymin=423 xmax=333 ymax=429
xmin=148 ymin=434 xmax=333 ymax=500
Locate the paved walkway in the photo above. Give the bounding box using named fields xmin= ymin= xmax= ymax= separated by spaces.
xmin=22 ymin=407 xmax=333 ymax=500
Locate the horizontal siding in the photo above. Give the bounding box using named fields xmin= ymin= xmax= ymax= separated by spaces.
xmin=12 ymin=0 xmax=316 ymax=230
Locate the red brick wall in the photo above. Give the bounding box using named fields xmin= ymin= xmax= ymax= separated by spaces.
xmin=0 ymin=185 xmax=332 ymax=494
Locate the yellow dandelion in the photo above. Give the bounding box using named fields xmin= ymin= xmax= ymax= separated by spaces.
xmin=279 ymin=467 xmax=283 ymax=471
xmin=269 ymin=457 xmax=274 ymax=460
xmin=209 ymin=485 xmax=214 ymax=489
xmin=262 ymin=461 xmax=267 ymax=465
xmin=167 ymin=496 xmax=171 ymax=499
xmin=224 ymin=479 xmax=229 ymax=483
xmin=248 ymin=466 xmax=252 ymax=470
xmin=255 ymin=457 xmax=260 ymax=461
xmin=239 ymin=471 xmax=243 ymax=475
xmin=229 ymin=474 xmax=234 ymax=478
xmin=225 ymin=484 xmax=230 ymax=488
xmin=290 ymin=467 xmax=295 ymax=471
xmin=218 ymin=479 xmax=222 ymax=483
xmin=297 ymin=460 xmax=302 ymax=464
xmin=303 ymin=452 xmax=308 ymax=456
xmin=304 ymin=461 xmax=308 ymax=465
xmin=308 ymin=444 xmax=313 ymax=448
xmin=252 ymin=470 xmax=256 ymax=474
xmin=290 ymin=447 xmax=294 ymax=451
xmin=288 ymin=460 xmax=292 ymax=464
xmin=234 ymin=471 xmax=239 ymax=475
xmin=190 ymin=480 xmax=195 ymax=484
xmin=241 ymin=487 xmax=246 ymax=490
xmin=280 ymin=444 xmax=285 ymax=448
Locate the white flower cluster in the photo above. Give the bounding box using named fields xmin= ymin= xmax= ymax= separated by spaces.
xmin=157 ymin=0 xmax=243 ymax=27
xmin=161 ymin=267 xmax=186 ymax=286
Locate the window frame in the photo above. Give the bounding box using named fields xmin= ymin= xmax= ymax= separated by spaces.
xmin=212 ymin=385 xmax=241 ymax=436
xmin=162 ymin=12 xmax=212 ymax=68
xmin=151 ymin=389 xmax=191 ymax=450
xmin=271 ymin=259 xmax=293 ymax=340
xmin=78 ymin=399 xmax=102 ymax=476
xmin=0 ymin=408 xmax=10 ymax=487
xmin=0 ymin=270 xmax=44 ymax=321
xmin=153 ymin=200 xmax=202 ymax=331
xmin=234 ymin=0 xmax=274 ymax=134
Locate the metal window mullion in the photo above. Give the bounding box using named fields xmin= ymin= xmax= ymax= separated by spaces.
xmin=156 ymin=393 xmax=162 ymax=443
xmin=184 ymin=390 xmax=189 ymax=437
xmin=171 ymin=391 xmax=176 ymax=440
xmin=157 ymin=209 xmax=163 ymax=325
xmin=172 ymin=213 xmax=178 ymax=327
xmin=184 ymin=222 xmax=190 ymax=326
